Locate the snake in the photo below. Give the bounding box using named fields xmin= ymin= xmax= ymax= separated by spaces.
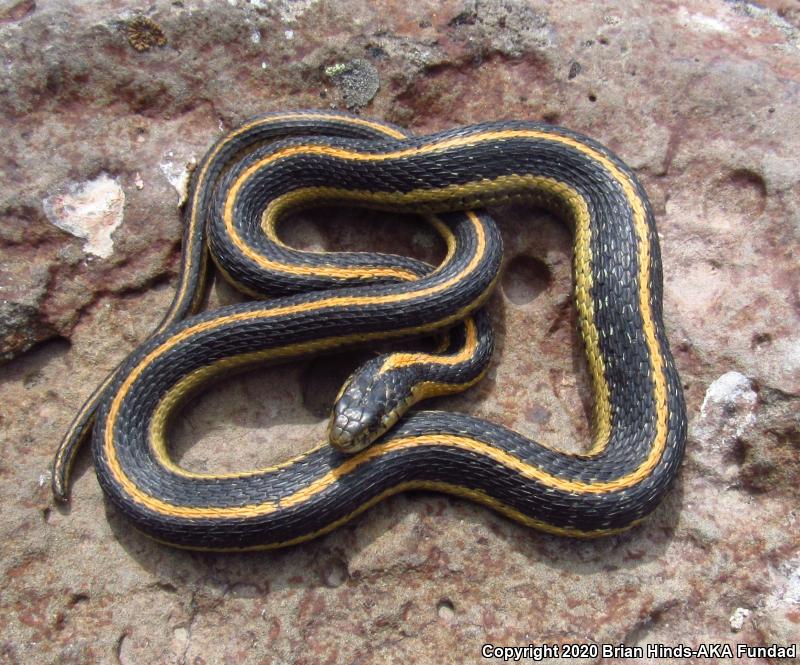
xmin=51 ymin=110 xmax=687 ymax=551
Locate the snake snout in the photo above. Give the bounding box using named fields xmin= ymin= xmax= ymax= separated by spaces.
xmin=328 ymin=357 xmax=413 ymax=454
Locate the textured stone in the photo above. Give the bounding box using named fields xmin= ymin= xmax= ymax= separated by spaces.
xmin=324 ymin=58 xmax=381 ymax=108
xmin=1 ymin=0 xmax=799 ymax=663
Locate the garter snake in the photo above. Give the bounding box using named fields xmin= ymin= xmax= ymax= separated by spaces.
xmin=52 ymin=110 xmax=686 ymax=550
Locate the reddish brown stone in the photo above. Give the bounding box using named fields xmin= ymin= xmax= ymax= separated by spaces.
xmin=1 ymin=0 xmax=799 ymax=663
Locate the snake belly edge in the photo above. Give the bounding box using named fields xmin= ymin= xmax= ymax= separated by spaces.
xmin=56 ymin=110 xmax=687 ymax=551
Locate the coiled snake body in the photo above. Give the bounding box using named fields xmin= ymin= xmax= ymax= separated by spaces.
xmin=52 ymin=111 xmax=686 ymax=550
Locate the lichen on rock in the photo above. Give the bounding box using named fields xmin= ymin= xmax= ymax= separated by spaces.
xmin=126 ymin=15 xmax=167 ymax=52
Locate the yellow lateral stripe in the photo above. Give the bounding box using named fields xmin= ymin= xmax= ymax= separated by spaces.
xmin=409 ymin=368 xmax=490 ymax=401
xmin=378 ymin=315 xmax=478 ymax=372
xmin=260 ymin=198 xmax=458 ymax=267
xmin=222 ymin=127 xmax=632 ymax=269
xmin=279 ymin=432 xmax=650 ymax=511
xmin=148 ymin=480 xmax=638 ymax=552
xmin=52 ymin=373 xmax=115 ymax=486
xmin=168 ymin=113 xmax=408 ymax=321
xmin=122 ymin=427 xmax=654 ymax=520
xmin=258 ymin=194 xmax=457 ymax=282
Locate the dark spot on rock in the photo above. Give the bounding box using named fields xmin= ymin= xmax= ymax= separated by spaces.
xmin=0 ymin=0 xmax=35 ymax=23
xmin=588 ymin=92 xmax=597 ymax=102
xmin=0 ymin=301 xmax=58 ymax=364
xmin=320 ymin=557 xmax=349 ymax=588
xmin=501 ymin=255 xmax=552 ymax=305
xmin=730 ymin=437 xmax=747 ymax=467
xmin=708 ymin=169 xmax=768 ymax=219
xmin=542 ymin=111 xmax=560 ymax=124
xmin=722 ymin=401 xmax=738 ymax=418
xmin=115 ymin=632 xmax=130 ymax=664
xmin=53 ymin=610 xmax=66 ymax=630
xmin=449 ymin=8 xmax=477 ymax=26
xmin=567 ymin=61 xmax=581 ymax=80
xmin=730 ymin=169 xmax=767 ymax=215
xmin=127 ymin=16 xmax=167 ymax=52
xmin=366 ymin=45 xmax=387 ymax=59
xmin=751 ymin=332 xmax=772 ymax=349
xmin=599 ymin=36 xmax=609 ymax=45
xmin=67 ymin=592 xmax=89 ymax=607
xmin=526 ymin=404 xmax=551 ymax=425
xmin=437 ymin=598 xmax=455 ymax=620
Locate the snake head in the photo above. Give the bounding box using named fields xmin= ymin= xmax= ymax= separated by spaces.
xmin=328 ymin=356 xmax=417 ymax=454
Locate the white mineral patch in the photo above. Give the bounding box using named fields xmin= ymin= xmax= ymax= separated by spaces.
xmin=677 ymin=7 xmax=731 ymax=34
xmin=729 ymin=607 xmax=750 ymax=632
xmin=272 ymin=0 xmax=319 ymax=24
xmin=775 ymin=335 xmax=800 ymax=374
xmin=159 ymin=152 xmax=196 ymax=207
xmin=43 ymin=173 xmax=125 ymax=259
xmin=784 ymin=563 xmax=800 ymax=604
xmin=765 ymin=560 xmax=800 ymax=612
xmin=699 ymin=371 xmax=757 ymax=437
xmin=693 ymin=372 xmax=758 ymax=468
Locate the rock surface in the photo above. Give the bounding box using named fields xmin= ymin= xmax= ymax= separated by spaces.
xmin=1 ymin=0 xmax=799 ymax=663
